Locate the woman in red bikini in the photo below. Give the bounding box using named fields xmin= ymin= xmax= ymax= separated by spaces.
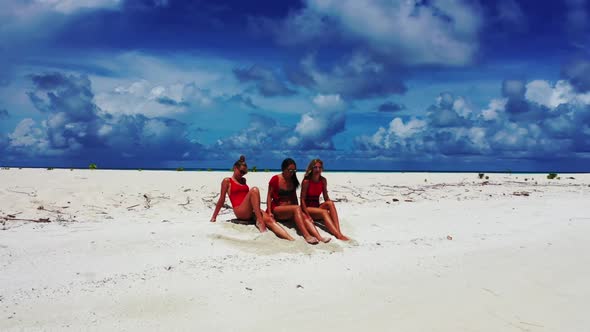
xmin=267 ymin=158 xmax=330 ymax=244
xmin=301 ymin=159 xmax=349 ymax=240
xmin=210 ymin=156 xmax=293 ymax=240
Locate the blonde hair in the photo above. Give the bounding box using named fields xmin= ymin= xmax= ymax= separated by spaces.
xmin=304 ymin=158 xmax=323 ymax=180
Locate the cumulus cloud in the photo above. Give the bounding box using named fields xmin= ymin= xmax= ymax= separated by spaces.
xmin=274 ymin=0 xmax=483 ymax=67
xmin=217 ymin=94 xmax=346 ymax=153
xmin=5 ymin=72 xmax=202 ymax=164
xmin=287 ymin=94 xmax=346 ymax=149
xmin=312 ymin=94 xmax=344 ymax=111
xmin=215 ymin=113 xmax=290 ymax=152
xmin=95 ymin=80 xmax=212 ymax=117
xmin=355 ymin=80 xmax=590 ymax=161
xmin=8 ymin=118 xmax=54 ymax=153
xmin=233 ymin=65 xmax=295 ymax=97
xmin=289 ymin=111 xmax=345 ymax=150
xmin=427 ymin=93 xmax=472 ymax=128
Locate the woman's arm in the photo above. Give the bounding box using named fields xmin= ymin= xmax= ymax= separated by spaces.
xmin=300 ymin=179 xmax=310 ymax=214
xmin=210 ymin=178 xmax=230 ymax=222
xmin=322 ymin=177 xmax=331 ymax=202
xmin=266 ymin=176 xmax=275 ymax=215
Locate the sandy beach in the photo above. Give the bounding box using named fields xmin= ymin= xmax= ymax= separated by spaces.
xmin=1 ymin=168 xmax=589 ymax=331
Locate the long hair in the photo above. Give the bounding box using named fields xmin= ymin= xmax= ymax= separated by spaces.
xmin=233 ymin=155 xmax=247 ymax=169
xmin=304 ymin=158 xmax=324 ymax=180
xmin=281 ymin=158 xmax=299 ymax=189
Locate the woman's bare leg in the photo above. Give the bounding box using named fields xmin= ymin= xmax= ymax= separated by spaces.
xmin=234 ymin=187 xmax=266 ymax=232
xmin=262 ymin=212 xmax=294 ymax=240
xmin=302 ymin=213 xmax=331 ymax=243
xmin=307 ymin=207 xmax=348 ymax=241
xmin=273 ymin=206 xmax=318 ymax=244
xmin=321 ymin=201 xmax=341 ymax=233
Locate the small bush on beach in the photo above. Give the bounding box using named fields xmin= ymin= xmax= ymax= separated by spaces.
xmin=176 ymin=167 xmax=184 ymax=171
xmin=478 ymin=173 xmax=485 ymax=179
xmin=250 ymin=166 xmax=258 ymax=172
xmin=264 ymin=169 xmax=270 ymax=172
xmin=89 ymin=163 xmax=97 ymax=170
xmin=47 ymin=167 xmax=54 ymax=170
xmin=547 ymin=173 xmax=558 ymax=179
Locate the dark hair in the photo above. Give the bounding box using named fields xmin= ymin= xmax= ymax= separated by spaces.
xmin=233 ymin=155 xmax=247 ymax=168
xmin=281 ymin=158 xmax=299 ymax=189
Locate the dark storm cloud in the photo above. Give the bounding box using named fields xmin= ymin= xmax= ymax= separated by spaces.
xmin=378 ymin=101 xmax=406 ymax=113
xmin=502 ymin=79 xmax=529 ymax=114
xmin=233 ymin=65 xmax=295 ymax=97
xmin=156 ymin=96 xmax=190 ymax=107
xmin=562 ymin=58 xmax=590 ymax=93
xmin=228 ymin=94 xmax=258 ymax=109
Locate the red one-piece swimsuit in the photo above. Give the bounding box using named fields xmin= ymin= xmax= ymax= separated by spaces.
xmin=228 ymin=177 xmax=249 ymax=208
xmin=304 ymin=179 xmax=324 ymax=208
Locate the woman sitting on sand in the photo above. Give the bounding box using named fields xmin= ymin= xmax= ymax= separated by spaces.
xmin=267 ymin=158 xmax=330 ymax=244
xmin=210 ymin=156 xmax=293 ymax=241
xmin=300 ymin=159 xmax=349 ymax=241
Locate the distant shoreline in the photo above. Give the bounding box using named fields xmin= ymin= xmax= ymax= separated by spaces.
xmin=1 ymin=166 xmax=587 ymax=174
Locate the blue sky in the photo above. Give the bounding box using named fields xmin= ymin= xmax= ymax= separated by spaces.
xmin=1 ymin=0 xmax=590 ymax=171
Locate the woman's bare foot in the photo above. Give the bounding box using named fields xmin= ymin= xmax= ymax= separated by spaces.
xmin=304 ymin=236 xmax=319 ymax=244
xmin=256 ymin=220 xmax=267 ymax=232
xmin=320 ymin=236 xmax=331 ymax=243
xmin=337 ymin=235 xmax=350 ymax=241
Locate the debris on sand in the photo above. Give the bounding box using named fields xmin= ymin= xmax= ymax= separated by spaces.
xmin=513 ymin=191 xmax=530 ymax=197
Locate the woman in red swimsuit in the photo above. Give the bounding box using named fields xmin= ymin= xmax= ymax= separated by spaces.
xmin=267 ymin=158 xmax=330 ymax=244
xmin=210 ymin=156 xmax=293 ymax=240
xmin=301 ymin=159 xmax=349 ymax=240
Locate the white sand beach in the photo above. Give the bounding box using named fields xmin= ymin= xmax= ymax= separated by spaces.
xmin=1 ymin=168 xmax=589 ymax=331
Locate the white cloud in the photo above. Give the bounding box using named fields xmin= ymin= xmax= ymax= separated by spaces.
xmin=312 ymin=94 xmax=344 ymax=110
xmin=481 ymin=98 xmax=506 ymax=121
xmin=287 ymin=94 xmax=347 ymax=149
xmin=34 ymin=0 xmax=121 ymax=14
xmin=8 ymin=118 xmax=44 ymax=148
xmin=525 ymin=80 xmax=590 ymax=108
xmin=96 ymin=80 xmax=213 ymax=117
xmin=295 ymin=113 xmax=323 ymax=138
xmin=281 ymin=0 xmax=483 ymax=66
xmin=389 ymin=117 xmax=426 ymax=139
